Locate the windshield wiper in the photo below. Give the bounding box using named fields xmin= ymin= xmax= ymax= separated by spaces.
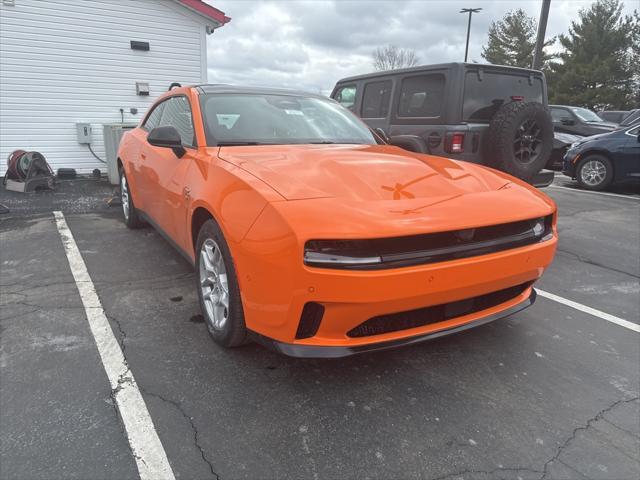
xmin=216 ymin=141 xmax=264 ymax=146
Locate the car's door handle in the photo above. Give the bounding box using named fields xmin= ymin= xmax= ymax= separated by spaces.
xmin=141 ymin=153 xmax=146 ymax=160
xmin=183 ymin=187 xmax=191 ymax=199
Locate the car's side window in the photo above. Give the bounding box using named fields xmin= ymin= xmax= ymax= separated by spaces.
xmin=361 ymin=80 xmax=392 ymax=118
xmin=334 ymin=85 xmax=357 ymax=111
xmin=158 ymin=96 xmax=196 ymax=147
xmin=142 ymin=102 xmax=165 ymax=131
xmin=398 ymin=74 xmax=445 ymax=118
xmin=627 ymin=126 xmax=640 ymax=135
xmin=551 ymin=108 xmax=571 ymax=122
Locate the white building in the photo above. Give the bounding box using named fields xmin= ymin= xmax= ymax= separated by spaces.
xmin=0 ymin=0 xmax=229 ymax=175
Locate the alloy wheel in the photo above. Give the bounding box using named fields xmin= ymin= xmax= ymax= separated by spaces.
xmin=513 ymin=118 xmax=542 ymax=165
xmin=120 ymin=174 xmax=130 ymax=220
xmin=580 ymin=160 xmax=607 ymax=187
xmin=199 ymin=238 xmax=229 ymax=330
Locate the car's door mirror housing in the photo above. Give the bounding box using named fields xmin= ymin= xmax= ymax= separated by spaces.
xmin=373 ymin=127 xmax=389 ymax=144
xmin=147 ymin=126 xmax=186 ymax=158
xmin=561 ymin=118 xmax=575 ymax=126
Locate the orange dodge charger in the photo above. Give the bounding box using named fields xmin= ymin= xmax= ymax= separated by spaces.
xmin=117 ymin=85 xmax=557 ymax=358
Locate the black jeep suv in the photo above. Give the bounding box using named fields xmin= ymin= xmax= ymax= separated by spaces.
xmin=331 ymin=62 xmax=554 ymax=183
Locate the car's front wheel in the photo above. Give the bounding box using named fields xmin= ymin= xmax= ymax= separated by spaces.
xmin=119 ymin=168 xmax=144 ymax=228
xmin=576 ymin=154 xmax=613 ymax=191
xmin=196 ymin=219 xmax=247 ymax=347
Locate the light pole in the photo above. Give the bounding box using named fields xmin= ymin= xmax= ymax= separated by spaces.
xmin=460 ymin=7 xmax=482 ymax=62
xmin=531 ymin=0 xmax=551 ymax=70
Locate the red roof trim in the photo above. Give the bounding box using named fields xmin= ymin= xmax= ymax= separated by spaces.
xmin=176 ymin=0 xmax=231 ymax=26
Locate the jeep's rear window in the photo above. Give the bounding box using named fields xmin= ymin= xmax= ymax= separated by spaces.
xmin=463 ymin=71 xmax=544 ymax=122
xmin=398 ymin=74 xmax=445 ymax=118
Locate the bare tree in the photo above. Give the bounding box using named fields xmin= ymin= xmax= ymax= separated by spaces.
xmin=372 ymin=45 xmax=420 ymax=71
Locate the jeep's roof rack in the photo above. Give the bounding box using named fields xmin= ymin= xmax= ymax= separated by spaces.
xmin=168 ymin=82 xmax=182 ymax=91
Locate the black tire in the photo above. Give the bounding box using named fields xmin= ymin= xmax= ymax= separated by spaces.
xmin=486 ymin=101 xmax=553 ymax=182
xmin=119 ymin=167 xmax=144 ymax=228
xmin=195 ymin=219 xmax=247 ymax=347
xmin=576 ymin=154 xmax=613 ymax=191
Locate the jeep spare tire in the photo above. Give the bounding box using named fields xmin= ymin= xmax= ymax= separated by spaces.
xmin=485 ymin=101 xmax=553 ymax=182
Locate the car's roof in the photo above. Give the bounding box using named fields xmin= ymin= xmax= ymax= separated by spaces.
xmin=549 ymin=105 xmax=592 ymax=109
xmin=194 ymin=84 xmax=327 ymax=99
xmin=335 ymin=62 xmax=543 ymax=84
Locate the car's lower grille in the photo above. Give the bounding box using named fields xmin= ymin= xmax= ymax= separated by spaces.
xmin=347 ymin=282 xmax=532 ymax=338
xmin=305 ymin=215 xmax=553 ymax=270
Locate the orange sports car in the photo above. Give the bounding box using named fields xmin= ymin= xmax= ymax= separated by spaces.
xmin=117 ymin=85 xmax=557 ymax=358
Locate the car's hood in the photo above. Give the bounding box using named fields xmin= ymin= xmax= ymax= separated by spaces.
xmin=588 ymin=122 xmax=617 ymax=131
xmin=217 ymin=144 xmax=513 ymax=202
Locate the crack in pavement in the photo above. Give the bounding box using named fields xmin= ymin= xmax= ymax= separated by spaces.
xmin=539 ymin=396 xmax=640 ymax=479
xmin=557 ymin=248 xmax=640 ymax=279
xmin=140 ymin=387 xmax=220 ymax=480
xmin=430 ymin=396 xmax=640 ymax=480
xmin=102 ymin=310 xmax=217 ymax=479
xmin=0 ymin=272 xmax=192 ymax=292
xmin=431 ymin=465 xmax=542 ymax=480
xmin=108 ymin=313 xmax=128 ymax=354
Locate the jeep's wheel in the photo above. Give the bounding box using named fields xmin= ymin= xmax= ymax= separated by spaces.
xmin=576 ymin=154 xmax=613 ymax=191
xmin=486 ymin=101 xmax=553 ymax=182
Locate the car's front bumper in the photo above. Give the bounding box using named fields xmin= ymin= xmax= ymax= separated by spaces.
xmin=254 ymin=289 xmax=536 ymax=358
xmin=562 ymin=147 xmax=581 ymax=177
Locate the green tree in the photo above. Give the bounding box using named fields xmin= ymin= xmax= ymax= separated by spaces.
xmin=548 ymin=0 xmax=638 ymax=110
xmin=481 ymin=9 xmax=556 ymax=69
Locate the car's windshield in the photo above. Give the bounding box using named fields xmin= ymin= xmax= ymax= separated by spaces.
xmin=570 ymin=107 xmax=603 ymax=123
xmin=201 ymin=93 xmax=377 ymax=146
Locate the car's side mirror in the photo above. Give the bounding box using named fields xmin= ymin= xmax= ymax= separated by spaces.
xmin=147 ymin=126 xmax=186 ymax=158
xmin=561 ymin=118 xmax=575 ymax=126
xmin=373 ymin=127 xmax=390 ymax=144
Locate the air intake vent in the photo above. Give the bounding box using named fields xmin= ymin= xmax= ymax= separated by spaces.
xmin=295 ymin=302 xmax=325 ymax=339
xmin=347 ymin=282 xmax=531 ymax=338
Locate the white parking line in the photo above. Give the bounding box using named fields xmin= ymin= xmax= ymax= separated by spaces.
xmin=537 ymin=288 xmax=640 ymax=333
xmin=53 ymin=211 xmax=175 ymax=480
xmin=547 ymin=184 xmax=640 ymax=200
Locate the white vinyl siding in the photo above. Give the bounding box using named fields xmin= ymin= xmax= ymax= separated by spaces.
xmin=0 ymin=0 xmax=211 ymax=174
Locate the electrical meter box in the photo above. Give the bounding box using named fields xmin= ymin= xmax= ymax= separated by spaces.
xmin=76 ymin=122 xmax=92 ymax=144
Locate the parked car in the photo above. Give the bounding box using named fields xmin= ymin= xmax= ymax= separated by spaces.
xmin=620 ymin=109 xmax=640 ymax=127
xmin=563 ymin=123 xmax=640 ymax=190
xmin=117 ymin=84 xmax=558 ymax=358
xmin=597 ymin=110 xmax=629 ymax=125
xmin=548 ymin=131 xmax=584 ymax=170
xmin=331 ymin=63 xmax=555 ymax=184
xmin=550 ymin=105 xmax=617 ymax=136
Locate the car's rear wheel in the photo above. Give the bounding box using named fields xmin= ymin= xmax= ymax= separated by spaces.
xmin=576 ymin=154 xmax=613 ymax=191
xmin=119 ymin=168 xmax=144 ymax=228
xmin=486 ymin=101 xmax=553 ymax=182
xmin=196 ymin=219 xmax=247 ymax=347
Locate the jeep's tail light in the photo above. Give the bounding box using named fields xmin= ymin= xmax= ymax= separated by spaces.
xmin=445 ymin=132 xmax=465 ymax=154
xmin=511 ymin=95 xmax=524 ymax=101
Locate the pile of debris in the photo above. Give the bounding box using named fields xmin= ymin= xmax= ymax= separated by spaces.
xmin=3 ymin=150 xmax=55 ymax=193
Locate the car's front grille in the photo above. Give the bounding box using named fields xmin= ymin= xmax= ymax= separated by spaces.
xmin=347 ymin=282 xmax=532 ymax=338
xmin=304 ymin=215 xmax=553 ymax=270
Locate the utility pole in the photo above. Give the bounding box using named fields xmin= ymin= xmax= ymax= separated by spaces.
xmin=532 ymin=0 xmax=551 ymax=70
xmin=460 ymin=8 xmax=482 ymax=62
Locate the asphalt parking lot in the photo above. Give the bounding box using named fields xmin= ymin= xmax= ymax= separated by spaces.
xmin=1 ymin=178 xmax=639 ymax=480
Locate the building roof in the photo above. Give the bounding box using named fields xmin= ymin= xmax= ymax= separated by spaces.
xmin=174 ymin=0 xmax=230 ymax=28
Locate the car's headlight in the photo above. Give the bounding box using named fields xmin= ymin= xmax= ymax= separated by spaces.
xmin=304 ymin=240 xmax=382 ymax=267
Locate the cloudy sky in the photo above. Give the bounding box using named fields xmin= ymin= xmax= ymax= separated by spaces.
xmin=205 ymin=0 xmax=637 ymax=94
